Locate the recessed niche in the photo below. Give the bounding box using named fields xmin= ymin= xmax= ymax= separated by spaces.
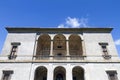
xmin=57 ymin=46 xmax=62 ymax=48
xmin=57 ymin=53 xmax=62 ymax=56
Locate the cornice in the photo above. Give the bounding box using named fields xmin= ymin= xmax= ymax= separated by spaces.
xmin=6 ymin=27 xmax=113 ymax=33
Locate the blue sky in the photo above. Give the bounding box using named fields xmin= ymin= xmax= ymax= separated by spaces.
xmin=0 ymin=0 xmax=120 ymax=55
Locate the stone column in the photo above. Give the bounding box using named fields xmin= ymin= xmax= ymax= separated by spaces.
xmin=50 ymin=36 xmax=54 ymax=60
xmin=66 ymin=64 xmax=72 ymax=80
xmin=33 ymin=34 xmax=38 ymax=60
xmin=82 ymin=40 xmax=86 ymax=56
xmin=50 ymin=40 xmax=53 ymax=56
xmin=47 ymin=64 xmax=54 ymax=80
xmin=66 ymin=36 xmax=70 ymax=60
xmin=66 ymin=40 xmax=69 ymax=56
xmin=81 ymin=40 xmax=86 ymax=60
xmin=50 ymin=40 xmax=53 ymax=60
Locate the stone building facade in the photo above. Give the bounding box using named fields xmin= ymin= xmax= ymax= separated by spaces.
xmin=0 ymin=27 xmax=120 ymax=80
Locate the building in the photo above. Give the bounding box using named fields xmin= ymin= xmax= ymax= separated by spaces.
xmin=0 ymin=27 xmax=120 ymax=80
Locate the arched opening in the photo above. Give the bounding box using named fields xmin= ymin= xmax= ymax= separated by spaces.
xmin=72 ymin=66 xmax=84 ymax=80
xmin=54 ymin=66 xmax=66 ymax=80
xmin=34 ymin=66 xmax=47 ymax=80
xmin=36 ymin=34 xmax=51 ymax=59
xmin=53 ymin=34 xmax=66 ymax=59
xmin=69 ymin=34 xmax=83 ymax=59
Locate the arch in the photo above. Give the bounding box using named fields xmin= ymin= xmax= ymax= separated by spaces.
xmin=54 ymin=66 xmax=66 ymax=80
xmin=53 ymin=34 xmax=66 ymax=57
xmin=69 ymin=34 xmax=83 ymax=56
xmin=34 ymin=66 xmax=47 ymax=80
xmin=36 ymin=34 xmax=51 ymax=59
xmin=72 ymin=66 xmax=84 ymax=80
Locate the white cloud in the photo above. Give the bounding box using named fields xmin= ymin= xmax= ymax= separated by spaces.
xmin=79 ymin=18 xmax=88 ymax=27
xmin=58 ymin=24 xmax=65 ymax=28
xmin=66 ymin=17 xmax=80 ymax=28
xmin=57 ymin=17 xmax=89 ymax=28
xmin=115 ymin=39 xmax=120 ymax=45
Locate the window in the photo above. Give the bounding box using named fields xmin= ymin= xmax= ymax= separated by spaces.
xmin=99 ymin=43 xmax=108 ymax=55
xmin=102 ymin=45 xmax=107 ymax=52
xmin=106 ymin=71 xmax=118 ymax=80
xmin=9 ymin=45 xmax=18 ymax=59
xmin=2 ymin=70 xmax=13 ymax=80
xmin=57 ymin=46 xmax=62 ymax=48
xmin=57 ymin=53 xmax=62 ymax=56
xmin=99 ymin=43 xmax=111 ymax=59
xmin=56 ymin=73 xmax=63 ymax=80
xmin=9 ymin=42 xmax=21 ymax=60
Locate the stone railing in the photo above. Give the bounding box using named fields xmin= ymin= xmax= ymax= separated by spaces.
xmin=0 ymin=54 xmax=119 ymax=62
xmin=33 ymin=55 xmax=86 ymax=60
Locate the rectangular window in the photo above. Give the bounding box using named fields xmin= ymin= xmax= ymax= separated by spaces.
xmin=9 ymin=45 xmax=18 ymax=59
xmin=99 ymin=43 xmax=108 ymax=55
xmin=99 ymin=42 xmax=111 ymax=59
xmin=101 ymin=45 xmax=108 ymax=55
xmin=57 ymin=46 xmax=62 ymax=48
xmin=9 ymin=42 xmax=21 ymax=60
xmin=2 ymin=70 xmax=13 ymax=80
xmin=106 ymin=71 xmax=118 ymax=80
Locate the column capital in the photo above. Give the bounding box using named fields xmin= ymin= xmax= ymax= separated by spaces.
xmin=65 ymin=36 xmax=69 ymax=40
xmin=49 ymin=34 xmax=55 ymax=40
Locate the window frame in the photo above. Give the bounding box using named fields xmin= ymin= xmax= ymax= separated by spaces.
xmin=99 ymin=42 xmax=111 ymax=59
xmin=9 ymin=42 xmax=21 ymax=60
xmin=106 ymin=71 xmax=118 ymax=80
xmin=99 ymin=43 xmax=109 ymax=55
xmin=2 ymin=70 xmax=13 ymax=80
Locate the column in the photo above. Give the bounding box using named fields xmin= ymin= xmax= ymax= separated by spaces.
xmin=47 ymin=64 xmax=54 ymax=80
xmin=82 ymin=40 xmax=86 ymax=55
xmin=66 ymin=64 xmax=72 ymax=80
xmin=50 ymin=36 xmax=54 ymax=60
xmin=81 ymin=40 xmax=86 ymax=60
xmin=33 ymin=34 xmax=38 ymax=60
xmin=50 ymin=40 xmax=53 ymax=60
xmin=50 ymin=40 xmax=53 ymax=56
xmin=66 ymin=40 xmax=69 ymax=56
xmin=66 ymin=36 xmax=70 ymax=60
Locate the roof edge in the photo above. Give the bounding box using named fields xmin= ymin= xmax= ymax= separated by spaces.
xmin=5 ymin=27 xmax=113 ymax=33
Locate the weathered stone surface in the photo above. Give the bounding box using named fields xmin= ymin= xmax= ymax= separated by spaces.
xmin=0 ymin=27 xmax=120 ymax=80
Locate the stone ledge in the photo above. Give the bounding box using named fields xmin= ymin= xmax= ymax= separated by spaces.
xmin=0 ymin=60 xmax=120 ymax=63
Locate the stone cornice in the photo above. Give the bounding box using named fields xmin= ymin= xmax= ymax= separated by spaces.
xmin=6 ymin=27 xmax=113 ymax=33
